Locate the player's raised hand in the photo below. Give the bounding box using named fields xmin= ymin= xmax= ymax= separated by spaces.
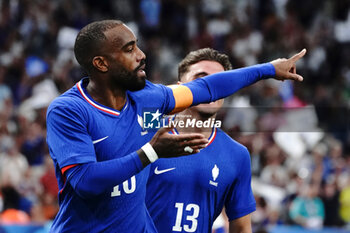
xmin=270 ymin=49 xmax=306 ymax=82
xmin=150 ymin=126 xmax=208 ymax=157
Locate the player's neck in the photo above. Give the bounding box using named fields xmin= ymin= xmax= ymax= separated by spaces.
xmin=86 ymin=78 xmax=127 ymax=111
xmin=175 ymin=109 xmax=216 ymax=139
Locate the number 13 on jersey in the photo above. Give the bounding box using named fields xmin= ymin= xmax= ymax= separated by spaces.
xmin=173 ymin=202 xmax=200 ymax=232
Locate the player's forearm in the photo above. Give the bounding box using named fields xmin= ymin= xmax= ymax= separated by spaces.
xmin=229 ymin=226 xmax=252 ymax=233
xmin=66 ymin=151 xmax=143 ymax=198
xmin=185 ymin=63 xmax=275 ymax=105
xmin=229 ymin=215 xmax=253 ymax=233
xmin=137 ymin=148 xmax=152 ymax=167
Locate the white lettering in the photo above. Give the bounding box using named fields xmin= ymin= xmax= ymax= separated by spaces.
xmin=209 ymin=180 xmax=218 ymax=187
xmin=203 ymin=119 xmax=210 ymax=128
xmin=186 ymin=119 xmax=196 ymax=127
xmin=215 ymin=121 xmax=221 ymax=128
xmin=196 ymin=121 xmax=203 ymax=128
xmin=164 ymin=118 xmax=222 ymax=129
xmin=178 ymin=121 xmax=184 ymax=128
xmin=111 ymin=176 xmax=136 ymax=197
xmin=173 ymin=203 xmax=200 ymax=232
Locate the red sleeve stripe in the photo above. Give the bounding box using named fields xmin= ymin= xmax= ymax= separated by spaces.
xmin=61 ymin=164 xmax=78 ymax=175
xmin=59 ymin=164 xmax=78 ymax=194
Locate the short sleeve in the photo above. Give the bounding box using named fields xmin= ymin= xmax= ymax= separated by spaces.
xmin=225 ymin=147 xmax=256 ymax=220
xmin=46 ymin=105 xmax=96 ymax=169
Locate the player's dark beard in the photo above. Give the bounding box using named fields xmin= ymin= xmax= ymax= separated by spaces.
xmin=110 ymin=60 xmax=146 ymax=91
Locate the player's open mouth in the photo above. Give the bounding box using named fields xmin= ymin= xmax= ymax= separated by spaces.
xmin=137 ymin=64 xmax=146 ymax=76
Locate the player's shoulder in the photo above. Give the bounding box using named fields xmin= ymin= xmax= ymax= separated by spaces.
xmin=215 ymin=128 xmax=249 ymax=155
xmin=47 ymin=84 xmax=84 ymax=116
xmin=128 ymin=80 xmax=166 ymax=99
xmin=128 ymin=80 xmax=172 ymax=112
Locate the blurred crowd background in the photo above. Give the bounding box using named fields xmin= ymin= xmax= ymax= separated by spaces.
xmin=0 ymin=0 xmax=350 ymax=232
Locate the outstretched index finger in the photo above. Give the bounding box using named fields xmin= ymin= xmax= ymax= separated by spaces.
xmin=289 ymin=48 xmax=307 ymax=62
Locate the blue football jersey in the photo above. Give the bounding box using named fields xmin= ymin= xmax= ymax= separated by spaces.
xmin=46 ymin=78 xmax=175 ymax=232
xmin=146 ymin=128 xmax=256 ymax=233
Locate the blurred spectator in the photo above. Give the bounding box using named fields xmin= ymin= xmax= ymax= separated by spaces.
xmin=39 ymin=155 xmax=58 ymax=221
xmin=0 ymin=67 xmax=12 ymax=112
xmin=321 ymin=180 xmax=344 ymax=226
xmin=0 ymin=185 xmax=30 ymax=225
xmin=231 ymin=25 xmax=263 ymax=66
xmin=17 ymin=167 xmax=43 ymax=205
xmin=260 ymin=144 xmax=289 ymax=187
xmin=20 ymin=121 xmax=46 ymax=166
xmin=40 ymin=156 xmax=58 ymax=199
xmin=340 ymin=178 xmax=350 ymax=226
xmin=206 ymin=13 xmax=232 ymax=51
xmin=139 ymin=0 xmax=161 ymax=38
xmin=252 ymin=195 xmax=268 ymax=231
xmin=262 ymin=206 xmax=284 ymax=230
xmin=0 ymin=135 xmax=28 ymax=189
xmin=297 ymin=142 xmax=328 ymax=184
xmin=289 ymin=182 xmax=325 ymax=229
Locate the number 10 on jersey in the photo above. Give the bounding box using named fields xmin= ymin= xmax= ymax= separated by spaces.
xmin=111 ymin=175 xmax=136 ymax=197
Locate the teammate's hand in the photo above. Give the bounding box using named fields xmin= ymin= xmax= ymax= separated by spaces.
xmin=270 ymin=49 xmax=306 ymax=82
xmin=150 ymin=126 xmax=208 ymax=158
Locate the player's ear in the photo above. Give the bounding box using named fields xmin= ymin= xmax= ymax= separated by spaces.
xmin=92 ymin=56 xmax=108 ymax=73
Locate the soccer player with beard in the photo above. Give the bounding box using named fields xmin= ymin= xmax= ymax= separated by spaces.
xmin=46 ymin=20 xmax=305 ymax=232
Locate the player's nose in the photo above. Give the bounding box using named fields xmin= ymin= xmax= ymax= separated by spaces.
xmin=136 ymin=46 xmax=146 ymax=62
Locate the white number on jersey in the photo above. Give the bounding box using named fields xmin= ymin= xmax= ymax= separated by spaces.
xmin=172 ymin=202 xmax=200 ymax=232
xmin=111 ymin=175 xmax=136 ymax=197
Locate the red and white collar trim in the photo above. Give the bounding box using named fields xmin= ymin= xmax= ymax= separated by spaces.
xmin=171 ymin=127 xmax=217 ymax=147
xmin=76 ymin=80 xmax=128 ymax=116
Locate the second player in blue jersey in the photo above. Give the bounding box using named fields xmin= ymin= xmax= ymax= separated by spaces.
xmin=146 ymin=49 xmax=256 ymax=233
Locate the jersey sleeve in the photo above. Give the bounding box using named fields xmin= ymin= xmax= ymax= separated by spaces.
xmin=47 ymin=102 xmax=144 ymax=198
xmin=46 ymin=104 xmax=96 ymax=168
xmin=64 ymin=151 xmax=143 ymax=198
xmin=168 ymin=63 xmax=275 ymax=114
xmin=224 ymin=146 xmax=256 ymax=220
xmin=137 ymin=63 xmax=274 ymax=115
xmin=132 ymin=80 xmax=176 ymax=114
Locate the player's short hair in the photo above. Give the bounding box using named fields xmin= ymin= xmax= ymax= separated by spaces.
xmin=178 ymin=48 xmax=232 ymax=81
xmin=74 ymin=20 xmax=123 ymax=74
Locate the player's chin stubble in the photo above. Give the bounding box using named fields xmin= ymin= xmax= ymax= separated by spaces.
xmin=110 ymin=63 xmax=146 ymax=91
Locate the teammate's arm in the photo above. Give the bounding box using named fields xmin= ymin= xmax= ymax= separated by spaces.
xmin=169 ymin=49 xmax=306 ymax=113
xmin=224 ymin=145 xmax=256 ymax=233
xmin=229 ymin=214 xmax=252 ymax=233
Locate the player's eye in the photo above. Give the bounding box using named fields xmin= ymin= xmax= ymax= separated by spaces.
xmin=126 ymin=46 xmax=134 ymax=53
